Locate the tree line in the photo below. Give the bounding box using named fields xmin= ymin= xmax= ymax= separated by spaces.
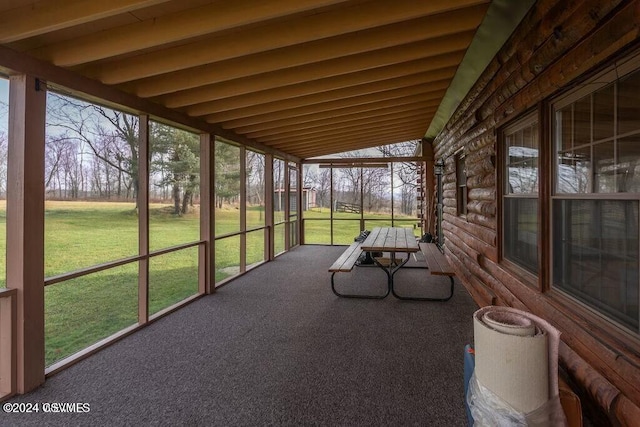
xmin=1 ymin=94 xmax=417 ymax=217
xmin=44 ymin=92 xmax=257 ymax=215
xmin=302 ymin=142 xmax=419 ymax=216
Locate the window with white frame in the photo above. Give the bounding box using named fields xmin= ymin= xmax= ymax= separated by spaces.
xmin=552 ymin=52 xmax=640 ymax=334
xmin=503 ymin=112 xmax=539 ymax=274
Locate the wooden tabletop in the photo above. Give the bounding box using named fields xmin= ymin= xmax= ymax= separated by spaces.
xmin=360 ymin=227 xmax=419 ymax=253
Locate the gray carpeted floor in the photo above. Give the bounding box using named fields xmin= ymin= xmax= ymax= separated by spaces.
xmin=4 ymin=245 xmax=478 ymax=426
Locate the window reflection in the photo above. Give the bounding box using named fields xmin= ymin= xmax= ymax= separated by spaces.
xmin=553 ymin=199 xmax=639 ymax=332
xmin=552 ymin=63 xmax=640 ymax=334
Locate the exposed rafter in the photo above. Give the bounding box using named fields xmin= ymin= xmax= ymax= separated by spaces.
xmin=232 ymin=98 xmax=442 ymax=134
xmin=27 ymin=0 xmax=351 ymax=66
xmin=0 ymin=0 xmax=170 ymax=43
xmin=186 ymin=75 xmax=451 ymax=117
xmin=78 ymin=0 xmax=487 ymax=84
xmin=0 ymin=0 xmax=504 ymax=159
xmin=160 ymin=63 xmax=458 ymax=109
xmin=243 ymin=104 xmax=438 ymax=139
xmin=126 ymin=31 xmax=473 ymax=98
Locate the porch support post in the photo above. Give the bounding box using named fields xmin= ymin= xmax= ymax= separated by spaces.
xmin=7 ymin=74 xmax=46 ymax=393
xmin=199 ymin=133 xmax=214 ymax=294
xmin=284 ymin=161 xmax=291 ymax=251
xmin=330 ymin=166 xmax=334 ymax=245
xmin=297 ymin=161 xmax=303 ymax=245
xmin=264 ymin=154 xmax=274 ymax=260
xmin=138 ymin=114 xmax=149 ymax=324
xmin=240 ymin=146 xmax=247 ymax=272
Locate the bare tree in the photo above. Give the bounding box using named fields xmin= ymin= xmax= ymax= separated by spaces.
xmin=273 ymin=159 xmax=285 ymax=213
xmin=246 ymin=150 xmax=265 ymax=206
xmin=45 ymin=135 xmax=77 ymax=198
xmin=46 ymin=92 xmax=139 ymax=204
xmin=303 ymin=166 xmax=331 ymax=210
xmin=378 ymin=141 xmax=419 ymax=216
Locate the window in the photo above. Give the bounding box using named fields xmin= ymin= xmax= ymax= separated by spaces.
xmin=503 ymin=113 xmax=539 ymax=273
xmin=456 ymin=153 xmax=467 ymax=216
xmin=552 ymin=54 xmax=640 ymax=334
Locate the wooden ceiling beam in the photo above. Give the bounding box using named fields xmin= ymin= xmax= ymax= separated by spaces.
xmin=266 ymin=121 xmax=427 ymax=148
xmin=267 ymin=127 xmax=430 ymax=152
xmin=152 ymin=7 xmax=483 ymax=102
xmin=293 ymin=133 xmax=424 ymax=158
xmin=81 ymin=0 xmax=487 ymax=83
xmin=296 ymin=137 xmax=418 ymax=159
xmin=230 ymin=96 xmax=441 ymax=134
xmin=186 ymin=74 xmax=451 ymax=117
xmin=127 ymin=32 xmax=473 ymax=98
xmin=303 ymin=155 xmax=430 ymax=164
xmin=218 ymin=90 xmax=443 ymax=129
xmin=244 ymin=103 xmax=438 ymax=139
xmin=176 ymin=66 xmax=456 ymax=116
xmin=28 ymin=0 xmax=350 ymax=66
xmin=204 ymin=84 xmax=447 ymax=124
xmin=0 ymin=0 xmax=170 ymax=43
xmin=255 ymin=110 xmax=433 ymax=143
xmin=162 ymin=60 xmax=457 ymax=109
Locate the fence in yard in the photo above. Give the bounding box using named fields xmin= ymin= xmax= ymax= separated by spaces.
xmin=334 ymin=201 xmax=361 ymax=214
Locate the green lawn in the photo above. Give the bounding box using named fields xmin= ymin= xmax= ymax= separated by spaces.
xmin=0 ymin=201 xmax=419 ymax=365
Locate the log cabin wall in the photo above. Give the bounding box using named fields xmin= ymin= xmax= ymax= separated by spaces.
xmin=431 ymin=0 xmax=640 ymax=424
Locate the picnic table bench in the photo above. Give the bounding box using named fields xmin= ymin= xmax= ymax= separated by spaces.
xmin=418 ymin=242 xmax=455 ymax=301
xmin=329 ymin=242 xmax=390 ymax=299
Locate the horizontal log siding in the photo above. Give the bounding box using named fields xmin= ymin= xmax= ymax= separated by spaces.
xmin=431 ymin=0 xmax=640 ymax=424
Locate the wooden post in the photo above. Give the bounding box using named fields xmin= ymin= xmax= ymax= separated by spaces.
xmin=199 ymin=133 xmax=214 ymax=294
xmin=330 ymin=166 xmax=334 ymax=245
xmin=297 ymin=161 xmax=303 ymax=246
xmin=390 ymin=163 xmax=395 ymax=227
xmin=7 ymin=74 xmax=46 ymax=393
xmin=138 ymin=114 xmax=149 ymax=324
xmin=240 ymin=146 xmax=247 ymax=272
xmin=360 ymin=167 xmax=365 ymax=231
xmin=284 ymin=161 xmax=291 ymax=251
xmin=264 ymin=154 xmax=274 ymax=260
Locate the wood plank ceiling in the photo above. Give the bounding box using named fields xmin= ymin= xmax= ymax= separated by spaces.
xmin=0 ymin=0 xmax=490 ymax=159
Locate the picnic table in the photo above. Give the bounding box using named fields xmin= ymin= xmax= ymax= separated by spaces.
xmin=361 ymin=227 xmax=420 ymax=299
xmin=329 ymin=227 xmax=455 ymax=301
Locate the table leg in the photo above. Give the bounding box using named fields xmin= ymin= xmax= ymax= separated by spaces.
xmin=331 ymin=271 xmax=391 ymax=299
xmin=385 ymin=253 xmax=453 ymax=302
xmin=372 ymin=251 xmax=410 ymax=297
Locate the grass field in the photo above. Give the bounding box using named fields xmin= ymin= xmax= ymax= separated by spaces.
xmin=0 ymin=200 xmax=419 ymax=365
